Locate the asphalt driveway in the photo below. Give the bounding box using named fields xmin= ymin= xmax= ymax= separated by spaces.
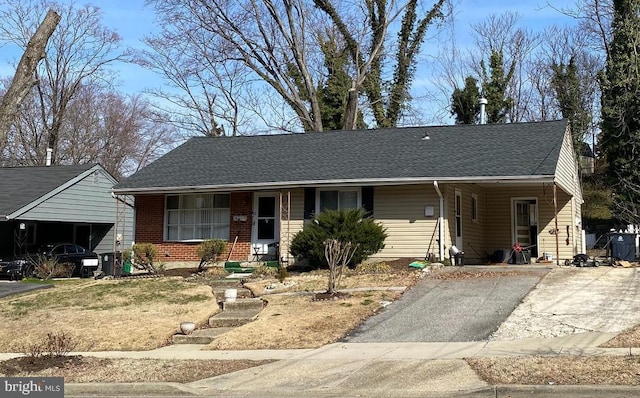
xmin=343 ymin=266 xmax=550 ymax=342
xmin=0 ymin=280 xmax=52 ymax=298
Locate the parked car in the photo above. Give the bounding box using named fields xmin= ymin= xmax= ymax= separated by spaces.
xmin=0 ymin=243 xmax=99 ymax=279
xmin=35 ymin=243 xmax=100 ymax=278
xmin=0 ymin=257 xmax=29 ymax=280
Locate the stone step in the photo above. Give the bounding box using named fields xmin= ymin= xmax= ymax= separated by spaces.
xmin=208 ymin=308 xmax=261 ymax=328
xmin=172 ymin=327 xmax=234 ymax=344
xmin=221 ymin=298 xmax=264 ymax=311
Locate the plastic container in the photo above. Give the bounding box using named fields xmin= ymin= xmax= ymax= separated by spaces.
xmin=224 ymin=288 xmax=237 ymax=302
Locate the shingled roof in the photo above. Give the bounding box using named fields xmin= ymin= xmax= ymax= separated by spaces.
xmin=114 ymin=119 xmax=569 ymax=193
xmin=0 ymin=164 xmax=98 ymax=218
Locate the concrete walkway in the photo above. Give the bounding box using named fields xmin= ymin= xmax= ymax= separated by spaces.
xmin=0 ymin=331 xmax=635 ymax=397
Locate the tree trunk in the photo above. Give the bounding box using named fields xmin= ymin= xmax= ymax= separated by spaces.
xmin=0 ymin=9 xmax=60 ymax=146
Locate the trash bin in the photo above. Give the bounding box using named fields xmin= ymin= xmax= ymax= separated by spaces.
xmin=123 ymin=260 xmax=131 ymax=274
xmin=101 ymin=252 xmax=123 ymax=276
xmin=609 ymin=233 xmax=636 ymax=261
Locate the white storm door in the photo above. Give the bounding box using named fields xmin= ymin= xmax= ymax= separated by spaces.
xmin=252 ymin=193 xmax=279 ymax=254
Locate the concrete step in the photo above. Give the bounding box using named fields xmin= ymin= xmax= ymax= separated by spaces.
xmin=172 ymin=327 xmax=234 ymax=344
xmin=213 ymin=286 xmax=253 ymax=301
xmin=208 ymin=308 xmax=261 ymax=328
xmin=221 ymin=298 xmax=264 ymax=311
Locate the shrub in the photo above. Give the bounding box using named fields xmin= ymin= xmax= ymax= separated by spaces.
xmin=20 ymin=331 xmax=78 ymax=359
xmin=132 ymin=243 xmax=159 ymax=274
xmin=29 ymin=255 xmax=74 ymax=280
xmin=196 ymin=239 xmax=228 ymax=272
xmin=290 ymin=208 xmax=387 ymax=268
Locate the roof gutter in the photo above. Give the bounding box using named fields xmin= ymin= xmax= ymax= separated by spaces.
xmin=113 ymin=175 xmax=556 ymax=195
xmin=433 ymin=181 xmax=445 ymax=262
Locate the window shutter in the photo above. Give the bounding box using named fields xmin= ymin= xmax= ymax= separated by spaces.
xmin=304 ymin=187 xmax=316 ymax=219
xmin=361 ymin=186 xmax=374 ymax=217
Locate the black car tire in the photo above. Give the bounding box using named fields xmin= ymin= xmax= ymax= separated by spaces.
xmin=22 ymin=263 xmax=36 ymax=279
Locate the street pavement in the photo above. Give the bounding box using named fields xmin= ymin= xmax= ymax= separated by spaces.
xmin=4 ymin=265 xmax=640 ymax=397
xmin=0 ymin=279 xmax=52 ymax=298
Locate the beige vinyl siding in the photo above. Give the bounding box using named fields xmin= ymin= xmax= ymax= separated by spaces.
xmin=280 ymin=188 xmax=304 ymax=262
xmin=440 ymin=184 xmax=486 ymax=263
xmin=484 ymin=184 xmax=577 ymax=263
xmin=372 ymin=185 xmax=440 ymax=259
xmin=555 ymin=127 xmax=583 ymax=204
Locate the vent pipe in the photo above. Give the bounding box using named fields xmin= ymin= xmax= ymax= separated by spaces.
xmin=45 ymin=147 xmax=52 ymax=166
xmin=478 ymin=97 xmax=488 ymax=124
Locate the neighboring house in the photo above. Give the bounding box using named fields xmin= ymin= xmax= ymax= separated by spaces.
xmin=114 ymin=119 xmax=583 ymax=265
xmin=0 ymin=164 xmax=134 ymax=259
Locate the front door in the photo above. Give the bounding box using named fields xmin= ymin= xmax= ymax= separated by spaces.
xmin=252 ymin=193 xmax=279 ymax=258
xmin=513 ymin=199 xmax=538 ymax=257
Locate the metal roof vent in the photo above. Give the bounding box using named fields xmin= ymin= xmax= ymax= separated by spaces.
xmin=479 ymin=97 xmax=488 ymax=124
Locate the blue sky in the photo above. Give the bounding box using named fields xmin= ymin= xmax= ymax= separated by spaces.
xmin=0 ymin=0 xmax=582 ymax=122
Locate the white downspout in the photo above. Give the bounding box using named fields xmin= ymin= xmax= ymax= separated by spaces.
xmin=434 ymin=181 xmax=444 ymax=261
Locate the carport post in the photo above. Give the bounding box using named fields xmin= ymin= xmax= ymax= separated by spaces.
xmin=554 ymin=183 xmax=560 ymax=266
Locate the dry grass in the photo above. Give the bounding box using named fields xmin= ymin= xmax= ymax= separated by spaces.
xmin=208 ymin=290 xmax=403 ymax=350
xmin=601 ymin=325 xmax=640 ymax=348
xmin=0 ymin=278 xmax=219 ymax=352
xmin=467 ymin=356 xmax=640 ymax=385
xmin=0 ymin=356 xmax=273 ymax=383
xmin=244 ymin=268 xmax=420 ymax=296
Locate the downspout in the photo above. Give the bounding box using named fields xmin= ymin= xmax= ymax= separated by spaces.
xmin=553 ymin=183 xmax=560 ymax=266
xmin=434 ymin=181 xmax=444 ymax=261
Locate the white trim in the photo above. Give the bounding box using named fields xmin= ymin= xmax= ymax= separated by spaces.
xmin=113 ymin=175 xmax=557 ymax=195
xmin=163 ymin=192 xmax=231 ymax=242
xmin=252 ymin=192 xmax=280 ymax=255
xmin=511 ymin=197 xmax=538 ymax=250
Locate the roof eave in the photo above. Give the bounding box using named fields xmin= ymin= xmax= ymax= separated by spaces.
xmin=113 ymin=175 xmax=556 ymax=195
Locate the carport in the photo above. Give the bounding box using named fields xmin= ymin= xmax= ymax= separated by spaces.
xmin=0 ymin=164 xmax=134 ymax=258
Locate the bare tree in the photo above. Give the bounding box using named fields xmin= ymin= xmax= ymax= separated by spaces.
xmin=0 ymin=0 xmax=126 ymax=164
xmin=0 ymin=9 xmax=59 ymax=145
xmin=1 ymin=81 xmax=177 ymax=178
xmin=324 ymin=239 xmax=357 ymax=295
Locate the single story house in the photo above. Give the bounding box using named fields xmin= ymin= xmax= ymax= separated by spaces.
xmin=0 ymin=164 xmax=134 ymax=258
xmin=113 ymin=119 xmax=583 ymax=266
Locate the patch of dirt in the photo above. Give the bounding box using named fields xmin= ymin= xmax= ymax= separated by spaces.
xmin=467 ymin=356 xmax=640 ymax=385
xmin=0 ymin=356 xmax=274 ymax=383
xmin=432 ymin=270 xmax=541 ymax=280
xmin=312 ymin=291 xmax=351 ymax=301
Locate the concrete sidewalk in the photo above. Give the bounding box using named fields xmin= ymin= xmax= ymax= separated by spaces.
xmin=7 ymin=331 xmax=632 ymax=397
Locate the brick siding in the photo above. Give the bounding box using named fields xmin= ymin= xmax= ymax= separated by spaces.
xmin=134 ymin=192 xmax=253 ymax=262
